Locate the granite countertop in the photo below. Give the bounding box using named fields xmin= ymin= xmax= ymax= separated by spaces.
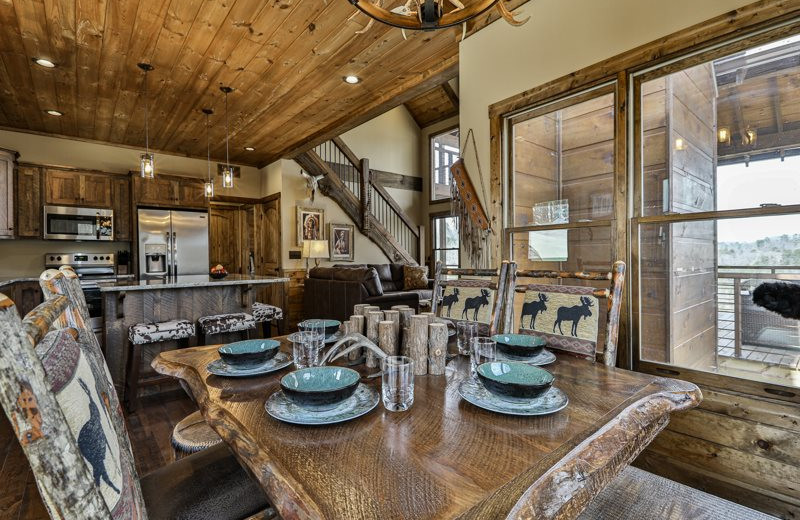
xmin=98 ymin=274 xmax=290 ymax=292
xmin=0 ymin=277 xmax=40 ymax=288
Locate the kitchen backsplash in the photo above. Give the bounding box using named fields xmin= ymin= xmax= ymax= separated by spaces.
xmin=0 ymin=240 xmax=131 ymax=278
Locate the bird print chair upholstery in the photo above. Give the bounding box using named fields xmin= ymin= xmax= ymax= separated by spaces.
xmin=0 ymin=294 xmax=147 ymax=519
xmin=502 ymin=261 xmax=626 ymax=366
xmin=430 ymin=260 xmax=510 ymax=337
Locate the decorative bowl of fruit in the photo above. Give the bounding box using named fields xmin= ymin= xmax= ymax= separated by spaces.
xmin=210 ymin=264 xmax=228 ymax=279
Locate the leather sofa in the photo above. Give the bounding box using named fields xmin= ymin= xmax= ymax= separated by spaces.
xmin=302 ymin=264 xmax=433 ymax=323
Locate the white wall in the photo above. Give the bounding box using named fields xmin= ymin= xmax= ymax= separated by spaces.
xmin=273 ymin=105 xmax=424 ymax=270
xmin=459 ymin=0 xmax=755 ymax=240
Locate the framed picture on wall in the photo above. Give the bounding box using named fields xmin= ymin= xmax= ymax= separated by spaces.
xmin=329 ymin=223 xmax=354 ymax=261
xmin=297 ymin=206 xmax=325 ymax=246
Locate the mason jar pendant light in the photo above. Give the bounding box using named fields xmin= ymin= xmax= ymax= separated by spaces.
xmin=137 ymin=63 xmax=155 ymax=179
xmin=220 ymin=85 xmax=234 ymax=189
xmin=202 ymin=108 xmax=214 ymax=198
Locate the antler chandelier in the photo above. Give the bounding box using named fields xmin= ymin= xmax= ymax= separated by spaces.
xmin=348 ymin=0 xmax=527 ymax=31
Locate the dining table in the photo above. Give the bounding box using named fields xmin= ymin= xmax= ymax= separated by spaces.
xmin=152 ymin=337 xmax=701 ymax=520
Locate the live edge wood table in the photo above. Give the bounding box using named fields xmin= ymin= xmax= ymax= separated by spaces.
xmin=153 ymin=341 xmax=701 ymax=520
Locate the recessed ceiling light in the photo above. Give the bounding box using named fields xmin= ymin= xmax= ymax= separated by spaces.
xmin=244 ymin=146 xmax=255 ymax=151
xmin=344 ymin=75 xmax=360 ymax=84
xmin=45 ymin=109 xmax=63 ymax=117
xmin=33 ymin=58 xmax=56 ymax=68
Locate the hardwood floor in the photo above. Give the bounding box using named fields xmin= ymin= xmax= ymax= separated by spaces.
xmin=0 ymin=390 xmax=197 ymax=520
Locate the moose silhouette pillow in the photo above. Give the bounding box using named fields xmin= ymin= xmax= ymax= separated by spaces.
xmin=518 ymin=284 xmax=600 ymax=358
xmin=36 ymin=329 xmax=143 ymax=519
xmin=439 ymin=286 xmax=495 ymax=324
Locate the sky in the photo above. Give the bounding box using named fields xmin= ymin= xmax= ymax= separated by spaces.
xmin=716 ymin=156 xmax=800 ymax=243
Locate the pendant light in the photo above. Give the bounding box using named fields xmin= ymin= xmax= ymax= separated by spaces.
xmin=137 ymin=63 xmax=155 ymax=179
xmin=220 ymin=86 xmax=234 ymax=189
xmin=202 ymin=108 xmax=214 ymax=198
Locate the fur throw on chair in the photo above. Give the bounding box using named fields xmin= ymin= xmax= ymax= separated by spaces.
xmin=752 ymin=282 xmax=800 ymax=320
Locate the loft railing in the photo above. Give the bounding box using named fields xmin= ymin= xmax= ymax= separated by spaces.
xmin=307 ymin=137 xmax=422 ymax=264
xmin=716 ymin=265 xmax=800 ymax=361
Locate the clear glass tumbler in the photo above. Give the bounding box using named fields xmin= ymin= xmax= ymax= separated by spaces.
xmin=381 ymin=356 xmax=414 ymax=412
xmin=470 ymin=337 xmax=497 ymax=377
xmin=457 ymin=321 xmax=478 ymax=356
xmin=292 ymin=331 xmax=323 ymax=369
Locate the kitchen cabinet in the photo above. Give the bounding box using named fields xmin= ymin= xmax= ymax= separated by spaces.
xmin=15 ymin=165 xmax=42 ymax=238
xmin=112 ymin=177 xmax=132 ymax=241
xmin=0 ymin=281 xmax=43 ymax=316
xmin=0 ymin=149 xmax=16 ymax=238
xmin=44 ymin=169 xmax=113 ymax=207
xmin=209 ymin=206 xmax=240 ymax=273
xmin=133 ymin=175 xmax=207 ymax=208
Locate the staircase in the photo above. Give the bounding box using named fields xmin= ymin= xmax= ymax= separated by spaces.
xmin=294 ymin=137 xmax=423 ymax=265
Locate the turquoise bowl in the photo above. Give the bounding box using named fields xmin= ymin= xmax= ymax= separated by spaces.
xmin=298 ymin=319 xmax=342 ymax=337
xmin=492 ymin=334 xmax=547 ymax=358
xmin=218 ymin=339 xmax=280 ymax=369
xmin=477 ymin=361 xmax=555 ymax=399
xmin=280 ymin=366 xmax=360 ymax=410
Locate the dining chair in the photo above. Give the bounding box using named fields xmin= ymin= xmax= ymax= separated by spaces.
xmin=0 ymin=293 xmax=272 ymax=520
xmin=502 ymin=261 xmax=626 ymax=366
xmin=430 ymin=260 xmax=510 ymax=336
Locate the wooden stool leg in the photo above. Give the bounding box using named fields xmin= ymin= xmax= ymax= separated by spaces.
xmin=126 ymin=341 xmax=143 ymax=413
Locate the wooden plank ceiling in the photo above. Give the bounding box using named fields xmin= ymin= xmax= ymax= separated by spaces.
xmin=0 ymin=0 xmax=516 ymax=168
xmin=405 ymin=81 xmax=459 ymax=127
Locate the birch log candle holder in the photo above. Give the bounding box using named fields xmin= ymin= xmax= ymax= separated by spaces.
xmin=383 ymin=310 xmax=400 ymax=346
xmin=349 ymin=315 xmax=366 ymax=361
xmin=395 ymin=307 xmax=414 ymax=357
xmin=353 ymin=304 xmax=370 ymax=317
xmin=428 ymin=322 xmax=448 ymax=375
xmin=408 ymin=315 xmax=429 ymax=376
xmin=378 ymin=320 xmax=398 ymax=359
xmin=366 ymin=310 xmax=384 ymax=368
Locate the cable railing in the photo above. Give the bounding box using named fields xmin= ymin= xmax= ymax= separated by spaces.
xmin=716 ymin=265 xmax=800 ymax=361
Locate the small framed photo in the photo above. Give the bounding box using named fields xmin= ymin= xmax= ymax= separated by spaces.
xmin=297 ymin=206 xmax=325 ymax=246
xmin=329 ymin=223 xmax=354 ymax=261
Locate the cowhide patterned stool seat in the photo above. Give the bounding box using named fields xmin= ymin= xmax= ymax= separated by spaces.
xmin=252 ymin=302 xmax=284 ymax=337
xmin=126 ymin=319 xmax=195 ymax=413
xmin=171 ymin=410 xmax=223 ymax=461
xmin=197 ymin=312 xmax=256 ymax=345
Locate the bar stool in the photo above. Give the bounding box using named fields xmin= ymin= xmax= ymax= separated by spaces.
xmin=252 ymin=302 xmax=284 ymax=337
xmin=197 ymin=312 xmax=256 ymax=345
xmin=171 ymin=410 xmax=222 ymax=461
xmin=126 ymin=319 xmax=195 ymax=412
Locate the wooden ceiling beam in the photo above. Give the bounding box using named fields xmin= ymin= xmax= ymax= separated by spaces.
xmin=441 ymin=81 xmax=459 ymax=108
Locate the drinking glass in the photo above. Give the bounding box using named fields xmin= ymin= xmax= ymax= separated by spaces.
xmin=292 ymin=331 xmax=322 ymax=369
xmin=470 ymin=337 xmax=497 ymax=377
xmin=381 ymin=356 xmax=414 ymax=412
xmin=457 ymin=321 xmax=478 ymax=356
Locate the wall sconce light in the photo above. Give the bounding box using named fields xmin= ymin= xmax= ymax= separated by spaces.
xmin=674 ymin=137 xmax=687 ymax=151
xmin=717 ymin=127 xmax=731 ymax=144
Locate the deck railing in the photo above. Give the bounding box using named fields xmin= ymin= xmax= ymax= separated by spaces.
xmin=716 ymin=265 xmax=800 ymax=359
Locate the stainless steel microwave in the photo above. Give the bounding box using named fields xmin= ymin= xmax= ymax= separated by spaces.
xmin=43 ymin=205 xmax=114 ymax=241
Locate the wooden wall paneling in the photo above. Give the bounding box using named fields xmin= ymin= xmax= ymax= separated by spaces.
xmin=14 ymin=164 xmax=42 ymax=238
xmin=284 ymin=269 xmax=307 ymax=331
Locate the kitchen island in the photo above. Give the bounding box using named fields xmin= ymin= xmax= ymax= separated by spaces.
xmin=99 ymin=274 xmax=289 ymax=392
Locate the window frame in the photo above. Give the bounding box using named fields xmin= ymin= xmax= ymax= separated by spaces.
xmin=429 ymin=125 xmax=460 ymax=204
xmin=429 ymin=210 xmax=461 ymax=272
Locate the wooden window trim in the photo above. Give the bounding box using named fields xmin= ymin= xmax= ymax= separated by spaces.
xmin=429 ymin=211 xmax=461 ymax=271
xmin=429 ymin=124 xmax=459 ymax=204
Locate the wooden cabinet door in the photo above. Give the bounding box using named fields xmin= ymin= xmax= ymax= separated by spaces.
xmin=15 ymin=165 xmax=42 ymax=237
xmin=0 ymin=150 xmax=14 ymax=237
xmin=256 ymin=197 xmax=281 ymax=276
xmin=134 ymin=176 xmax=178 ymax=206
xmin=209 ymin=207 xmax=240 ymax=273
xmin=81 ymin=173 xmax=112 ymax=207
xmin=112 ymin=177 xmax=132 ymax=241
xmin=178 ymin=178 xmax=207 ymax=208
xmin=45 ymin=169 xmax=82 ymax=205
xmin=14 ymin=281 xmax=43 ymax=316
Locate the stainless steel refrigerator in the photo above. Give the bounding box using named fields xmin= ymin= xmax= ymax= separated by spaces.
xmin=137 ymin=209 xmax=209 ymax=279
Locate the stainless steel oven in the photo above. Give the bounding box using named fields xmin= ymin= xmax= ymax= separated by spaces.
xmin=44 ymin=253 xmax=118 ymax=334
xmin=43 ymin=205 xmax=113 ymax=241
